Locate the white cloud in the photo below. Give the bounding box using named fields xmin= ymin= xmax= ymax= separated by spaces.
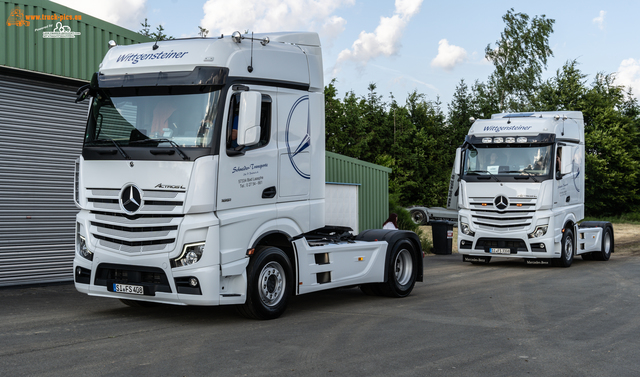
xmin=200 ymin=0 xmax=354 ymax=46
xmin=321 ymin=16 xmax=347 ymax=49
xmin=617 ymin=58 xmax=640 ymax=98
xmin=51 ymin=0 xmax=147 ymax=30
xmin=334 ymin=0 xmax=423 ymax=74
xmin=431 ymin=39 xmax=468 ymax=71
xmin=593 ymin=10 xmax=606 ymax=30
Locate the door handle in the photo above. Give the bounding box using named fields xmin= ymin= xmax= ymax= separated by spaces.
xmin=262 ymin=186 xmax=277 ymax=199
xmin=566 ymin=196 xmax=570 ymax=203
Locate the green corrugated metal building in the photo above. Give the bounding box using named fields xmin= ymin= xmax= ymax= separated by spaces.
xmin=1 ymin=0 xmax=150 ymax=81
xmin=326 ymin=151 xmax=391 ymax=231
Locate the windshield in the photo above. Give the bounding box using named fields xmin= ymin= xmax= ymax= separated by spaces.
xmin=85 ymin=91 xmax=221 ymax=148
xmin=463 ymin=145 xmax=553 ymax=177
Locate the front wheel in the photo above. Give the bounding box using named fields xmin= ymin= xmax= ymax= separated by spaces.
xmin=237 ymin=246 xmax=292 ymax=320
xmin=379 ymin=240 xmax=418 ymax=297
xmin=558 ymin=228 xmax=574 ymax=268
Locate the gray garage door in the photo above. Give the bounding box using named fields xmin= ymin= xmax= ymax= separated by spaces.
xmin=0 ymin=70 xmax=88 ymax=286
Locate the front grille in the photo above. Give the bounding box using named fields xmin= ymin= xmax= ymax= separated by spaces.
xmin=469 ymin=196 xmax=536 ymax=230
xmin=85 ymin=187 xmax=185 ymax=253
xmin=95 ymin=263 xmax=172 ymax=293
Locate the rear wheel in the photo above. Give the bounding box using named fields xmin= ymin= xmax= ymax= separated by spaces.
xmin=379 ymin=240 xmax=418 ymax=297
xmin=237 ymin=246 xmax=292 ymax=320
xmin=558 ymin=228 xmax=574 ymax=267
xmin=410 ymin=209 xmax=428 ymax=225
xmin=593 ymin=226 xmax=613 ymax=261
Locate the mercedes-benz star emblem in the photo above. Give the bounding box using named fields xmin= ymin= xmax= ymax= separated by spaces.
xmin=494 ymin=195 xmax=509 ymax=210
xmin=120 ymin=184 xmax=142 ymax=213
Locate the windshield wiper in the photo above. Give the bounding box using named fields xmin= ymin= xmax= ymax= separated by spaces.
xmin=94 ymin=138 xmax=130 ymax=160
xmin=466 ymin=170 xmax=500 ymax=182
xmin=514 ymin=170 xmax=539 ymax=182
xmin=130 ymin=138 xmax=190 ymax=161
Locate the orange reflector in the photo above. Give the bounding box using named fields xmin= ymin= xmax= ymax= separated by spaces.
xmin=299 ymin=282 xmax=303 ymax=285
xmin=247 ymin=248 xmax=255 ymax=256
xmin=358 ymin=257 xmax=364 ymax=261
xmin=517 ymin=203 xmax=522 ymax=207
xmin=482 ymin=203 xmax=487 ymax=206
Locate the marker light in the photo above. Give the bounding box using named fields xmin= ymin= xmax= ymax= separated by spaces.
xmin=494 ymin=137 xmax=503 ymax=143
xmin=517 ymin=137 xmax=528 ymax=143
xmin=505 ymin=137 xmax=515 ymax=143
xmin=482 ymin=138 xmax=492 ymax=143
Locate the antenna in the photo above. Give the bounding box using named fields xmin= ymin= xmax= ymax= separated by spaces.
xmin=248 ymin=32 xmax=254 ymax=73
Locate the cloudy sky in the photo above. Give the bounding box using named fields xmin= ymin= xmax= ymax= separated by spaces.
xmin=53 ymin=0 xmax=640 ymax=108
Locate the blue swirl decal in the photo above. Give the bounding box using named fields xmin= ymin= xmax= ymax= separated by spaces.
xmin=285 ymin=96 xmax=311 ymax=179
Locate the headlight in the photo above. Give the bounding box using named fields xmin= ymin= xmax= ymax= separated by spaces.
xmin=172 ymin=242 xmax=205 ymax=268
xmin=528 ymin=225 xmax=548 ymax=238
xmin=460 ymin=222 xmax=475 ymax=236
xmin=78 ymin=235 xmax=93 ymax=261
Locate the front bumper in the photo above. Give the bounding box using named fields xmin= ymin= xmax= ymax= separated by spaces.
xmin=458 ymin=230 xmax=558 ymax=259
xmin=73 ymin=251 xmax=223 ymax=306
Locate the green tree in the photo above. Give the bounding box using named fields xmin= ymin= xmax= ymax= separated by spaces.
xmin=485 ymin=8 xmax=555 ymax=111
xmin=138 ymin=18 xmax=174 ymax=41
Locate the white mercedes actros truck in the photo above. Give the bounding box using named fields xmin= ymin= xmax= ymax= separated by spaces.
xmin=455 ymin=112 xmax=614 ymax=267
xmin=72 ymin=32 xmax=423 ymax=319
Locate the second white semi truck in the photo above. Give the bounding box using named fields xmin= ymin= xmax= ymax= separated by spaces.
xmin=455 ymin=112 xmax=613 ymax=267
xmin=72 ymin=32 xmax=423 ymax=319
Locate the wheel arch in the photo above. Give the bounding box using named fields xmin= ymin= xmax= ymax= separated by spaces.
xmin=355 ymin=229 xmax=424 ymax=283
xmin=251 ymin=231 xmax=297 ymax=294
xmin=579 ymin=221 xmax=615 ymax=254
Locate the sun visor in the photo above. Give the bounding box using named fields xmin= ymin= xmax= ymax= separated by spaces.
xmin=98 ymin=67 xmax=228 ymax=88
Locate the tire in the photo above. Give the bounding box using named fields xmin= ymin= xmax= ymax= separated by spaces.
xmin=119 ymin=299 xmax=159 ymax=308
xmin=410 ymin=209 xmax=428 ymax=225
xmin=558 ymin=228 xmax=574 ymax=268
xmin=237 ymin=246 xmax=292 ymax=320
xmin=379 ymin=240 xmax=418 ymax=298
xmin=593 ymin=226 xmax=613 ymax=261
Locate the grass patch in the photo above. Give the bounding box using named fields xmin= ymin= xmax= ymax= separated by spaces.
xmin=584 ymin=212 xmax=640 ymax=224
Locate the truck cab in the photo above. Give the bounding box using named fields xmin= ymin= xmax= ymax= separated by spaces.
xmin=455 ymin=112 xmax=613 ymax=266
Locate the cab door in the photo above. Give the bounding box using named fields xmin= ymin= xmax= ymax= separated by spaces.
xmin=217 ymin=86 xmax=278 ymax=211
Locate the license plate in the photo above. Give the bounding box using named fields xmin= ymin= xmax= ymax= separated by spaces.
xmin=113 ymin=283 xmax=144 ymax=295
xmin=490 ymin=248 xmax=511 ymax=254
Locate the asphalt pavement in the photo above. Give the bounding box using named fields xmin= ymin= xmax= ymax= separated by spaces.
xmin=1 ymin=253 xmax=639 ymax=376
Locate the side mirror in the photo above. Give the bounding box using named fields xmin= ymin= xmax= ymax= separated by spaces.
xmin=237 ymin=91 xmax=261 ymax=146
xmin=454 ymin=148 xmax=462 ymax=175
xmin=560 ymin=147 xmax=572 ymax=175
xmin=75 ymin=84 xmax=93 ymax=103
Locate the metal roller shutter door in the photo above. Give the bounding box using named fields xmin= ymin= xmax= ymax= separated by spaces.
xmin=0 ymin=72 xmax=88 ymax=286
